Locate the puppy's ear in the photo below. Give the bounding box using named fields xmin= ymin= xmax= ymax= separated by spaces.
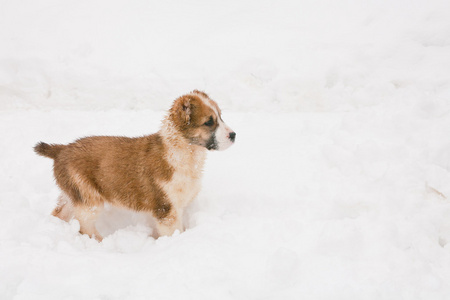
xmin=171 ymin=95 xmax=196 ymax=128
xmin=181 ymin=96 xmax=191 ymax=125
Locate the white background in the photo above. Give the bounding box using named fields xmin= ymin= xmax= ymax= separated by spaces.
xmin=1 ymin=0 xmax=450 ymax=299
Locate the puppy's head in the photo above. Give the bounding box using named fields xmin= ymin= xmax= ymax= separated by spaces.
xmin=168 ymin=90 xmax=236 ymax=151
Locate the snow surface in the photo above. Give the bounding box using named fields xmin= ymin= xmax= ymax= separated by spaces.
xmin=1 ymin=0 xmax=450 ymax=299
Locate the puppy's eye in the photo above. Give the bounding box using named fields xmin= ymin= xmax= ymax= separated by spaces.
xmin=204 ymin=117 xmax=214 ymax=127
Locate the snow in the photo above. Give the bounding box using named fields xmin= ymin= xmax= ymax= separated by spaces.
xmin=1 ymin=0 xmax=450 ymax=299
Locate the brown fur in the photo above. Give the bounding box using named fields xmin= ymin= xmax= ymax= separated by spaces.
xmin=34 ymin=91 xmax=234 ymax=241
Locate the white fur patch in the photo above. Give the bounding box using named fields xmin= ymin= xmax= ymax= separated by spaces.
xmin=215 ymin=119 xmax=234 ymax=151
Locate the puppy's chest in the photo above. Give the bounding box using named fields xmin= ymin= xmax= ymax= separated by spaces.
xmin=161 ymin=168 xmax=202 ymax=207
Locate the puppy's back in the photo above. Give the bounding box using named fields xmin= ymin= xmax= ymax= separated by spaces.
xmin=39 ymin=134 xmax=174 ymax=211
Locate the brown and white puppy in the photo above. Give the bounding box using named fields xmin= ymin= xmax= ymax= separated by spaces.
xmin=34 ymin=90 xmax=235 ymax=241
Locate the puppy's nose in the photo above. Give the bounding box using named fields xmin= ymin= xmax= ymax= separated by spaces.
xmin=229 ymin=132 xmax=236 ymax=142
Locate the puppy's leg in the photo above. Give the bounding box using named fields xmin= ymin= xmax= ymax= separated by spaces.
xmin=52 ymin=192 xmax=74 ymax=222
xmin=73 ymin=204 xmax=104 ymax=242
xmin=154 ymin=207 xmax=184 ymax=237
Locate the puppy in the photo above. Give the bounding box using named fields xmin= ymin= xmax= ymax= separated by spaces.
xmin=34 ymin=90 xmax=236 ymax=241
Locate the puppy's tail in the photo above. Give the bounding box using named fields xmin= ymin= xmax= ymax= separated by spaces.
xmin=34 ymin=142 xmax=64 ymax=159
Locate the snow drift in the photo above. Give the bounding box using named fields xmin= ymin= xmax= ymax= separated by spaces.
xmin=0 ymin=0 xmax=449 ymax=112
